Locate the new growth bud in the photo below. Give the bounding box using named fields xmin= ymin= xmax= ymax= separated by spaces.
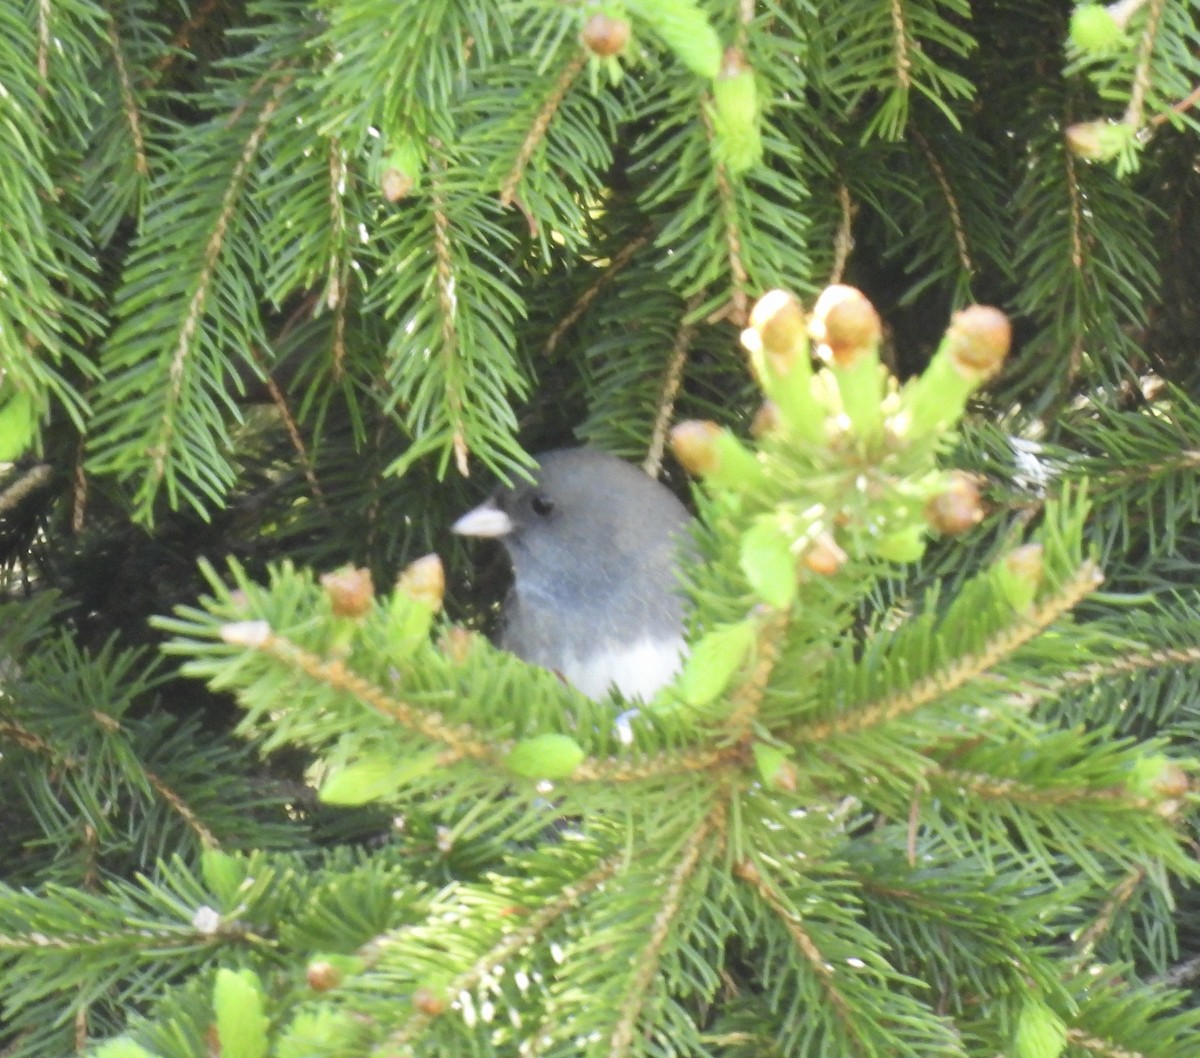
xmin=380 ymin=168 xmax=416 ymax=203
xmin=582 ymin=13 xmax=631 ymax=56
xmin=506 ymin=733 xmax=585 ymax=780
xmin=377 ymin=138 xmax=424 ymax=202
xmin=925 ymin=473 xmax=985 ymax=535
xmin=746 ymin=289 xmax=807 ymax=375
xmin=321 ymin=566 xmax=375 ymax=618
xmin=438 ymin=625 xmax=477 ymax=665
xmin=811 ymin=285 xmax=885 ymax=443
xmin=810 ymin=285 xmax=882 ymax=369
xmin=670 ymin=420 xmax=763 ymax=491
xmin=750 ymin=401 xmax=781 ymax=438
xmin=388 ymin=555 xmax=445 ymax=658
xmin=627 ymin=0 xmax=723 ymax=79
xmin=740 ymin=515 xmax=798 ymax=609
xmin=307 ymin=961 xmax=343 ymax=993
xmin=742 ymin=290 xmax=826 ymax=442
xmin=669 ymin=419 xmax=722 ymax=477
xmin=802 ymin=532 xmax=848 ymax=576
xmin=752 ymin=743 xmax=798 ymax=792
xmin=874 ymin=524 xmax=927 ymax=564
xmin=1065 ymin=119 xmax=1136 ymax=162
xmin=945 ymin=306 xmax=1011 ymax=379
xmin=219 ymin=620 xmax=272 ymax=648
xmin=677 ymin=618 xmax=758 ymax=707
xmin=997 ymin=543 xmax=1045 ymax=612
xmin=710 ymin=48 xmax=763 ymax=174
xmin=898 ymin=305 xmax=1012 ymax=440
xmin=396 ymin=554 xmax=445 ymax=612
xmin=1069 ymin=4 xmax=1127 ymax=55
xmin=412 ymin=987 xmax=446 ymax=1016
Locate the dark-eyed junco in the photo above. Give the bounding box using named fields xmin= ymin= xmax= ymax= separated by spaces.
xmin=452 ymin=448 xmax=692 ymax=701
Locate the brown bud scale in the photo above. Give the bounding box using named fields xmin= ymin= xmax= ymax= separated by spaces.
xmin=670 ymin=420 xmax=722 ymax=477
xmin=581 ymin=13 xmax=630 ymax=56
xmin=381 ymin=168 xmax=415 ymax=203
xmin=946 ymin=306 xmax=1011 ymax=377
xmin=307 ymin=961 xmax=343 ymax=992
xmin=802 ymin=533 xmax=848 ymax=576
xmin=750 ymin=401 xmax=781 ymax=438
xmin=396 ymin=554 xmax=445 ymax=611
xmin=1004 ymin=544 xmax=1044 ymax=586
xmin=810 ymin=286 xmax=881 ymax=367
xmin=322 ymin=566 xmax=375 ymax=618
xmin=925 ymin=473 xmax=985 ymax=535
xmin=438 ymin=625 xmax=476 ymax=665
xmin=412 ymin=987 xmax=446 ymax=1015
xmin=747 ymin=289 xmax=807 ymax=373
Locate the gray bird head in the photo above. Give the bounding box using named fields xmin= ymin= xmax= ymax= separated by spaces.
xmin=452 ymin=448 xmax=692 ymax=700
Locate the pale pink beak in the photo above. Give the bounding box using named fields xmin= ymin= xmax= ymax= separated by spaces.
xmin=451 ymin=501 xmax=513 ymax=538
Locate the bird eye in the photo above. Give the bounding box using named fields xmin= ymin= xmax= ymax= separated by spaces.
xmin=530 ymin=493 xmax=555 ymax=517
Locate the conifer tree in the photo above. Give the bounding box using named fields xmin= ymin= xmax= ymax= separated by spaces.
xmin=2 ymin=2 xmax=1199 ymax=1057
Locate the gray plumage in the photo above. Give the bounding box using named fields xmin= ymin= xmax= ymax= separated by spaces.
xmin=452 ymin=448 xmax=691 ymax=700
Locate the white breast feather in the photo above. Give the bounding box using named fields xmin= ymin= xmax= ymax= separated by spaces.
xmin=561 ymin=635 xmax=687 ymax=702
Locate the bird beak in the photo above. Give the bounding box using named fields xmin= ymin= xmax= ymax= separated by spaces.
xmin=451 ymin=500 xmax=513 ymax=538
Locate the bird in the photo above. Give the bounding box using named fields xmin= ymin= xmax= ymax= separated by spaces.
xmin=451 ymin=448 xmax=692 ymax=702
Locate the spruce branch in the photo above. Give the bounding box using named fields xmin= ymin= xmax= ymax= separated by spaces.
xmin=35 ymin=0 xmax=49 ymax=87
xmin=541 ymin=234 xmax=649 ymax=358
xmin=0 ymin=700 xmax=221 ymax=850
xmin=1056 ymin=642 xmax=1200 ymax=689
xmin=912 ymin=127 xmax=972 ymax=274
xmin=608 ymin=807 xmax=721 ymax=1058
xmin=1092 ymin=447 xmax=1200 ymax=495
xmin=382 ymin=853 xmax=623 ymax=1052
xmin=429 ymin=158 xmax=471 ymax=478
xmin=0 ymin=894 xmax=265 ymax=957
xmin=1072 ymin=865 xmax=1148 ymax=970
xmin=788 ymin=560 xmax=1103 ymax=745
xmin=724 ymin=610 xmax=789 ymax=739
xmin=1123 ymin=0 xmax=1167 ymax=130
xmin=1065 ymin=145 xmax=1086 ymax=273
xmin=499 ymin=49 xmax=588 ymax=208
xmin=569 ymin=747 xmax=727 ymax=784
xmin=106 ymin=15 xmax=148 ymax=179
xmin=148 ymin=0 xmax=222 ymax=82
xmin=643 ymin=297 xmax=699 ymax=477
xmin=250 ymin=347 xmax=325 ymax=506
xmin=933 ymin=768 xmax=1156 ymax=812
xmin=699 ymin=107 xmax=749 ymax=324
xmin=325 ymin=138 xmax=350 ymax=377
xmin=73 ymin=992 xmax=89 ymax=1053
xmin=733 ymin=857 xmax=866 ymax=1051
xmin=830 ymin=181 xmax=854 ymax=284
xmin=219 ymin=623 xmax=503 ymax=764
xmin=717 ymin=158 xmax=749 ymax=325
xmin=1158 ymin=953 xmax=1200 ymax=988
xmin=890 ymin=0 xmax=913 ymax=92
xmin=181 ymin=563 xmax=732 ymax=787
xmin=1064 ymin=1028 xmax=1144 ymax=1058
xmin=148 ymin=69 xmax=293 ymax=494
xmin=0 ymin=464 xmax=51 ymax=516
xmin=0 ymin=717 xmax=53 ymax=755
xmin=143 ymin=769 xmax=221 ymax=850
xmin=1148 ymin=82 xmax=1200 ymax=126
xmin=72 ymin=444 xmax=86 ymax=532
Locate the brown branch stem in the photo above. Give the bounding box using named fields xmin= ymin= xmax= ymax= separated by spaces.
xmin=500 ymin=50 xmax=588 ymax=207
xmin=643 ymin=297 xmax=701 ymax=477
xmin=609 ymin=808 xmax=721 ymax=1058
xmin=787 ymin=562 xmax=1103 ymax=744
